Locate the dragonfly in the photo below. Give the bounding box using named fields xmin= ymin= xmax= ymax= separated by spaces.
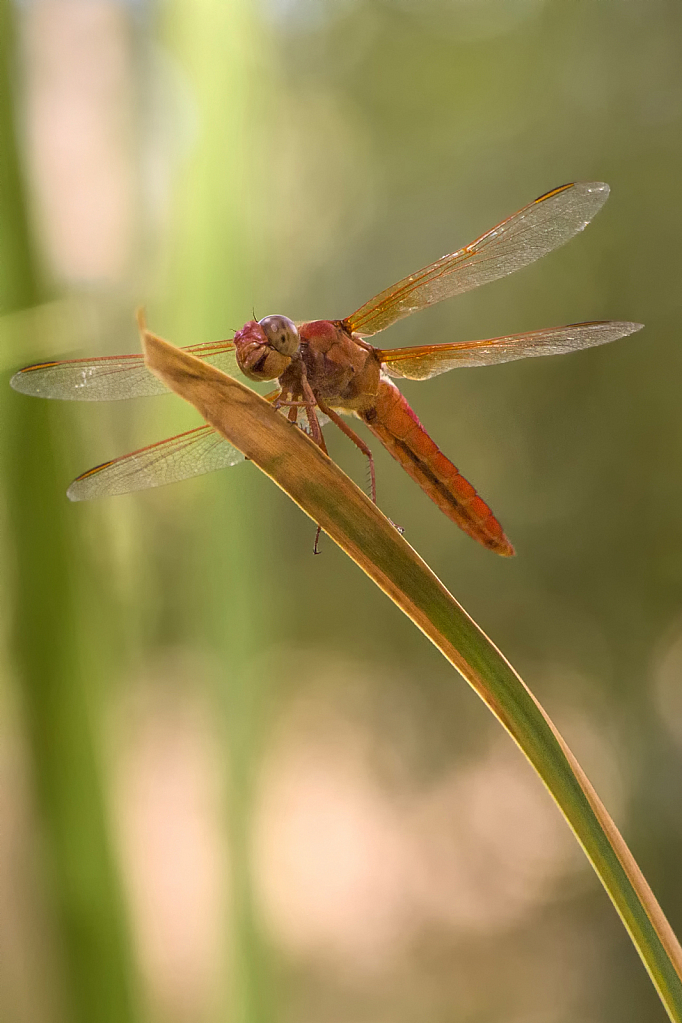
xmin=11 ymin=181 xmax=642 ymax=556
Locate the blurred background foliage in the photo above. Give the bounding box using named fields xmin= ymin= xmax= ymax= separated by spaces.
xmin=1 ymin=1 xmax=682 ymax=1021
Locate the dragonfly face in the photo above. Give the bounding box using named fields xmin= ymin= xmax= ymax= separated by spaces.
xmin=10 ymin=181 xmax=644 ymax=555
xmin=234 ymin=315 xmax=300 ymax=382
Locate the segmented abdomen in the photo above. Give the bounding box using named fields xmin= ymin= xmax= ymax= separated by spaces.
xmin=359 ymin=378 xmax=514 ymax=556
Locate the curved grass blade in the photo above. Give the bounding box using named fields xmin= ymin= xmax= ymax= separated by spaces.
xmin=142 ymin=323 xmax=682 ymax=1023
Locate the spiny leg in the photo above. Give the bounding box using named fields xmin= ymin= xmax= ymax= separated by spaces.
xmin=277 ymin=389 xmax=326 ymax=449
xmin=317 ymin=398 xmax=376 ymax=504
xmin=302 ymin=399 xmax=328 ymax=555
xmin=281 ymin=371 xmax=328 ymax=552
xmin=298 ymin=375 xmax=329 ymax=552
xmin=316 ymin=399 xmax=405 ymax=534
xmin=273 ymin=389 xmax=311 ymax=429
xmin=299 ymin=370 xmax=325 ymax=447
xmin=273 ymin=383 xmax=331 ymax=553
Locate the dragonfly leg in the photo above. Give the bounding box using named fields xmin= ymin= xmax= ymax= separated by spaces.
xmin=272 ymin=389 xmax=303 ymax=425
xmin=301 ymin=396 xmax=328 ymax=554
xmin=294 ymin=373 xmax=329 ymax=552
xmin=317 ymin=398 xmax=376 ymax=504
xmin=296 ymin=369 xmax=323 ymax=447
xmin=276 ymin=371 xmax=327 ymax=551
xmin=307 ymin=413 xmax=327 ymax=554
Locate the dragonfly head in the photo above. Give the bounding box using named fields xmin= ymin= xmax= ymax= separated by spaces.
xmin=234 ymin=315 xmax=300 ymax=381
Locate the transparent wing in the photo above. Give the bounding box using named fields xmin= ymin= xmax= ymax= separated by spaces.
xmin=343 ymin=182 xmax=610 ymax=338
xmin=11 ymin=339 xmax=239 ymax=401
xmin=67 ymin=424 xmax=245 ymax=500
xmin=281 ymin=405 xmax=331 ymax=430
xmin=380 ymin=321 xmax=643 ymax=380
xmin=64 ymin=389 xmax=321 ymax=501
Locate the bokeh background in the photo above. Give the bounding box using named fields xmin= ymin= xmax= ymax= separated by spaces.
xmin=2 ymin=1 xmax=682 ymax=1021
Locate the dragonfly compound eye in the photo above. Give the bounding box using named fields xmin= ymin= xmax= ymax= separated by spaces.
xmin=258 ymin=315 xmax=300 ymax=356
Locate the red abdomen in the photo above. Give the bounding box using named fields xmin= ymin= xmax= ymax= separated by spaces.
xmin=360 ymin=378 xmax=514 ymax=556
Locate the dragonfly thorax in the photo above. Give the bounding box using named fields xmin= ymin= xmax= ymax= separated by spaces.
xmin=295 ymin=319 xmax=381 ymax=404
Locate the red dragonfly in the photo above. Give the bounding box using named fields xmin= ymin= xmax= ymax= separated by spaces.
xmin=12 ymin=182 xmax=641 ymax=555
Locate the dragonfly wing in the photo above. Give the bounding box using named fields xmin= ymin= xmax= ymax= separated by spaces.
xmin=343 ymin=182 xmax=610 ymax=338
xmin=11 ymin=354 xmax=166 ymax=400
xmin=184 ymin=340 xmax=240 ymax=376
xmin=11 ymin=340 xmax=239 ymax=400
xmin=67 ymin=424 xmax=245 ymax=500
xmin=380 ymin=321 xmax=643 ymax=380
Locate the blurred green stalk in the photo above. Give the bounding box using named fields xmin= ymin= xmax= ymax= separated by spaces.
xmin=162 ymin=2 xmax=275 ymax=1021
xmin=0 ymin=2 xmax=140 ymax=1021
